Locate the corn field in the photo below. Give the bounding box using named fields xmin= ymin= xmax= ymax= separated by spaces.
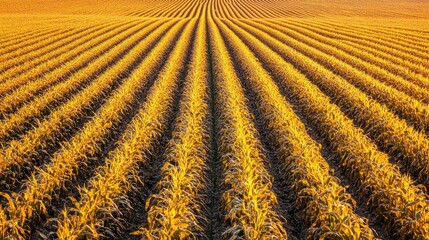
xmin=1 ymin=0 xmax=429 ymax=239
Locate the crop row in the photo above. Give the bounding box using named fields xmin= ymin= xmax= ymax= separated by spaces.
xmin=208 ymin=13 xmax=287 ymax=239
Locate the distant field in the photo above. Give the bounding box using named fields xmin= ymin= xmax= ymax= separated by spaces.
xmin=1 ymin=0 xmax=429 ymax=239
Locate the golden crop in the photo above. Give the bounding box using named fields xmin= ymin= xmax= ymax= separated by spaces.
xmin=208 ymin=13 xmax=287 ymax=239
xmin=225 ymin=18 xmax=429 ymax=239
xmin=143 ymin=15 xmax=210 ymax=240
xmin=0 ymin=0 xmax=428 ymax=239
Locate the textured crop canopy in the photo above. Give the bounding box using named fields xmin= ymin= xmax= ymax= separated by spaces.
xmin=0 ymin=0 xmax=428 ymax=239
